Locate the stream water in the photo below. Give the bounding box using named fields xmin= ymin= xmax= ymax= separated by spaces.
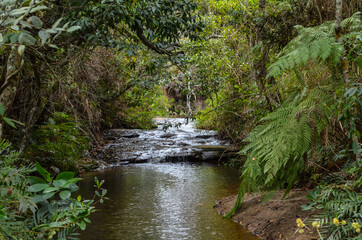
xmin=78 ymin=119 xmax=257 ymax=240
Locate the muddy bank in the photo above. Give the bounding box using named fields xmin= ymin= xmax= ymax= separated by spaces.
xmin=214 ymin=190 xmax=319 ymax=240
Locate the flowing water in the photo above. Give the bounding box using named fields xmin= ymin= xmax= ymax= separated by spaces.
xmin=78 ymin=119 xmax=257 ymax=240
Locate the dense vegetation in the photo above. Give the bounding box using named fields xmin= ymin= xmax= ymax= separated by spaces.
xmin=0 ymin=0 xmax=361 ymax=239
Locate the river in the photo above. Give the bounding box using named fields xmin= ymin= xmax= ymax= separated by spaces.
xmin=77 ymin=119 xmax=257 ymax=240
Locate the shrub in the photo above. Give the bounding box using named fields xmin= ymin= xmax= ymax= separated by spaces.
xmin=0 ymin=141 xmax=107 ymax=239
xmin=26 ymin=112 xmax=90 ymax=171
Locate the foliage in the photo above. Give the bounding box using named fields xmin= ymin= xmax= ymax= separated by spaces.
xmin=122 ymin=86 xmax=172 ymax=129
xmin=300 ymin=156 xmax=361 ymax=240
xmin=0 ymin=0 xmax=80 ymax=53
xmin=0 ymin=141 xmax=107 ymax=239
xmin=336 ymin=83 xmax=362 ymax=156
xmin=66 ymin=0 xmax=203 ymax=52
xmin=267 ymin=12 xmax=361 ymax=78
xmin=25 ymin=112 xmax=90 ymax=171
xmin=0 ymin=102 xmax=23 ymax=129
xmin=225 ymin=84 xmax=335 ymax=217
xmin=224 ymin=2 xmax=361 ymax=219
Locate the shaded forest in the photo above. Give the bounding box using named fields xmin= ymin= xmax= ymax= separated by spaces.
xmin=0 ymin=0 xmax=361 ymax=239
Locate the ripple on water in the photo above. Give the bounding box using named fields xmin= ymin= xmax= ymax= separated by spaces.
xmin=77 ymin=163 xmax=257 ymax=240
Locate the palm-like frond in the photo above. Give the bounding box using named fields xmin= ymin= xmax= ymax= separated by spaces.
xmin=266 ymin=12 xmax=361 ymax=79
xmin=226 ymin=86 xmax=334 ymax=217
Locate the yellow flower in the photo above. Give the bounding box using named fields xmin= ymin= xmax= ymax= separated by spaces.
xmin=333 ymin=218 xmax=339 ymax=226
xmin=352 ymin=222 xmax=360 ymax=229
xmin=299 ymin=229 xmax=304 ymax=233
xmin=356 ymin=228 xmax=360 ymax=233
xmin=312 ymin=221 xmax=320 ymax=228
xmin=296 ymin=218 xmax=305 ymax=227
xmin=341 ymin=220 xmax=346 ymax=225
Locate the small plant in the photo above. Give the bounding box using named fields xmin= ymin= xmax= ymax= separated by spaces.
xmin=0 ymin=142 xmax=107 ymax=239
xmin=27 ymin=162 xmax=108 ymax=239
xmin=296 ymin=217 xmax=361 ymax=240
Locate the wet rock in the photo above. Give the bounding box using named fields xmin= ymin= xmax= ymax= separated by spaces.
xmin=160 ymin=133 xmax=177 ymax=138
xmin=195 ymin=134 xmax=217 ymax=139
xmin=96 ymin=118 xmax=234 ymax=168
xmin=178 ymin=142 xmax=190 ymax=146
xmin=120 ymin=133 xmax=140 ymax=138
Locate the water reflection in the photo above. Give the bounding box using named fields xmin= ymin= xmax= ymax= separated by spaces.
xmin=78 ymin=163 xmax=257 ymax=240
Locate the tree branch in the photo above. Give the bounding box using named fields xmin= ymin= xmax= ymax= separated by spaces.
xmin=135 ymin=22 xmax=182 ymax=55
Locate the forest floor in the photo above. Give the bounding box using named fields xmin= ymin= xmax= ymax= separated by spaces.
xmin=214 ymin=189 xmax=319 ymax=240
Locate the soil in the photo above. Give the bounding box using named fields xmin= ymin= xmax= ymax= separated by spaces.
xmin=214 ymin=189 xmax=319 ymax=240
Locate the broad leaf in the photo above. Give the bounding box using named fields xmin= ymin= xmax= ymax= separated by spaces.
xmin=43 ymin=187 xmax=59 ymax=193
xmin=27 ymin=176 xmax=46 ymax=185
xmin=53 ymin=179 xmax=67 ymax=188
xmin=38 ymin=30 xmax=50 ymax=44
xmin=28 ymin=16 xmax=43 ymax=28
xmin=28 ymin=183 xmax=49 ymax=192
xmin=59 ymin=190 xmax=71 ymax=200
xmin=56 ymin=172 xmax=75 ymax=180
xmin=18 ymin=32 xmax=37 ymax=45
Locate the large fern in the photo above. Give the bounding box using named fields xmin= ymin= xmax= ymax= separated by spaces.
xmin=225 ymin=86 xmax=334 ymax=217
xmin=267 ymin=12 xmax=361 ymax=78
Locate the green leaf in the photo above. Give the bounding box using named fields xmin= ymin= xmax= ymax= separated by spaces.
xmin=7 ymin=118 xmax=24 ymax=126
xmin=18 ymin=45 xmax=25 ymax=55
xmin=3 ymin=117 xmax=16 ymax=128
xmin=48 ymin=44 xmax=58 ymax=49
xmin=56 ymin=172 xmax=75 ymax=180
xmin=52 ymin=18 xmax=63 ymax=29
xmin=0 ymin=103 xmax=5 ymax=116
xmin=28 ymin=16 xmax=43 ymax=28
xmin=38 ymin=30 xmax=50 ymax=44
xmin=67 ymin=26 xmax=81 ymax=33
xmin=28 ymin=176 xmax=46 ymax=185
xmin=18 ymin=32 xmax=37 ymax=45
xmin=53 ymin=179 xmax=67 ymax=188
xmin=59 ymin=190 xmax=71 ymax=200
xmin=31 ymin=194 xmax=44 ymax=203
xmin=9 ymin=7 xmax=29 ymax=16
xmin=28 ymin=183 xmax=49 ymax=192
xmin=79 ymin=220 xmax=86 ymax=230
xmin=42 ymin=192 xmax=56 ymax=200
xmin=35 ymin=162 xmax=52 ymax=182
xmin=43 ymin=187 xmax=59 ymax=193
xmin=64 ymin=178 xmax=82 ymax=187
xmin=30 ymin=5 xmax=47 ymax=13
xmin=11 ymin=25 xmax=19 ymax=31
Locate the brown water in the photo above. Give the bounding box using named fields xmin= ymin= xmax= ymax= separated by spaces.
xmin=77 ymin=163 xmax=257 ymax=240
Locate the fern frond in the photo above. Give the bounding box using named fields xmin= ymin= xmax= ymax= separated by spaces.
xmin=227 ymin=86 xmax=335 ymax=218
xmin=266 ymin=20 xmax=350 ymax=78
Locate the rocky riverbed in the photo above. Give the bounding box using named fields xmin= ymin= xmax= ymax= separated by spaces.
xmin=92 ymin=118 xmax=237 ymax=168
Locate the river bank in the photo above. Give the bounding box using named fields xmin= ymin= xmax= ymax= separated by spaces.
xmin=214 ymin=190 xmax=319 ymax=240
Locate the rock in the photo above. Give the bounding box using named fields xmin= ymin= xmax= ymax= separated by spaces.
xmin=120 ymin=133 xmax=140 ymax=138
xmin=195 ymin=134 xmax=217 ymax=139
xmin=160 ymin=133 xmax=177 ymax=138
